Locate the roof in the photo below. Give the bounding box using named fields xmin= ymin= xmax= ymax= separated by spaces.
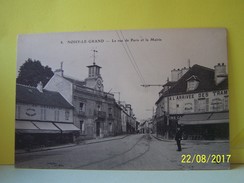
xmin=156 ymin=64 xmax=228 ymax=103
xmin=16 ymin=84 xmax=73 ymax=109
xmin=163 ymin=81 xmax=176 ymax=87
xmin=87 ymin=63 xmax=102 ymax=68
xmin=165 ymin=64 xmax=227 ymax=95
xmin=63 ymin=76 xmax=86 ymax=86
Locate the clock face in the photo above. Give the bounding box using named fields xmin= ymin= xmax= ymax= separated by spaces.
xmin=97 ymin=79 xmax=102 ymax=88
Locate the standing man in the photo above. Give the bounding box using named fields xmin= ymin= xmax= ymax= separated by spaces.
xmin=175 ymin=127 xmax=182 ymax=151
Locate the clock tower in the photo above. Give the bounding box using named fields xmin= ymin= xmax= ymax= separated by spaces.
xmin=85 ymin=50 xmax=104 ymax=91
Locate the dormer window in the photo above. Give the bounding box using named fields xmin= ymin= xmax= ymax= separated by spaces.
xmin=186 ymin=75 xmax=199 ymax=91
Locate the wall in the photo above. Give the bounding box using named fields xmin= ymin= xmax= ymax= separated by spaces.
xmin=44 ymin=75 xmax=73 ymax=105
xmin=16 ymin=103 xmax=73 ymax=123
xmin=167 ymin=90 xmax=228 ymax=114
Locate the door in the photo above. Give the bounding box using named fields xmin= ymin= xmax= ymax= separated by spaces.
xmin=96 ymin=122 xmax=100 ymax=137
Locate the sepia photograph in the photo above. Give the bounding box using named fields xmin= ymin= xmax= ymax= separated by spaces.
xmin=15 ymin=28 xmax=229 ymax=170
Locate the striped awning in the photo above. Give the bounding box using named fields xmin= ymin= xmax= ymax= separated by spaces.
xmin=16 ymin=120 xmax=61 ymax=133
xmin=178 ymin=112 xmax=229 ymax=125
xmin=54 ymin=123 xmax=80 ymax=133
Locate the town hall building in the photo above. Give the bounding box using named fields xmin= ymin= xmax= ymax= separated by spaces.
xmin=45 ymin=60 xmax=123 ymax=139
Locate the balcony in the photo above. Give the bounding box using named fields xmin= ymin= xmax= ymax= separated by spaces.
xmin=94 ymin=110 xmax=106 ymax=119
xmin=107 ymin=114 xmax=114 ymax=120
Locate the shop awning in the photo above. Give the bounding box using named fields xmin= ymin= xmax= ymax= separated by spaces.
xmin=54 ymin=123 xmax=80 ymax=133
xmin=16 ymin=120 xmax=38 ymax=130
xmin=16 ymin=121 xmax=61 ymax=133
xmin=178 ymin=112 xmax=229 ymax=125
xmin=32 ymin=122 xmax=61 ymax=133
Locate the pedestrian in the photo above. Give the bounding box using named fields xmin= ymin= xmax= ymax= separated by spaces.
xmin=175 ymin=127 xmax=182 ymax=151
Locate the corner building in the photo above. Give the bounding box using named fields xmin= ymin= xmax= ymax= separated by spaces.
xmin=155 ymin=64 xmax=229 ymax=140
xmin=15 ymin=82 xmax=78 ymax=149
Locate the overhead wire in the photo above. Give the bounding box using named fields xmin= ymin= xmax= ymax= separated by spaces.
xmin=115 ymin=31 xmax=146 ymax=86
xmin=119 ymin=30 xmax=146 ymax=85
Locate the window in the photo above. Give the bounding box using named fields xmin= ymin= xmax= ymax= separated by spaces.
xmin=91 ymin=67 xmax=95 ymax=77
xmin=79 ymin=103 xmax=84 ymax=112
xmin=40 ymin=107 xmax=46 ymax=120
xmin=108 ymin=107 xmax=112 ymax=114
xmin=97 ymin=105 xmax=101 ymax=111
xmin=89 ymin=68 xmax=91 ymax=77
xmin=65 ymin=110 xmax=70 ymax=120
xmin=44 ymin=108 xmax=46 ymax=120
xmin=54 ymin=110 xmax=59 ymax=121
xmin=186 ymin=75 xmax=199 ymax=91
xmin=211 ymin=98 xmax=223 ymax=111
xmin=184 ymin=103 xmax=193 ymax=113
xmin=198 ymin=99 xmax=207 ymax=112
xmin=80 ymin=121 xmax=83 ymax=132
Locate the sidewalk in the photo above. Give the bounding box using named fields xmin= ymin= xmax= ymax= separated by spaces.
xmin=16 ymin=134 xmax=129 ymax=154
xmin=151 ymin=133 xmax=229 ymax=144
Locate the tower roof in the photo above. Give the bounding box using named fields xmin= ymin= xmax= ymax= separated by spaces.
xmin=87 ymin=62 xmax=102 ymax=68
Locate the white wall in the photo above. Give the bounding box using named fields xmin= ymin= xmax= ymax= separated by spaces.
xmin=16 ymin=103 xmax=73 ymax=123
xmin=166 ymin=89 xmax=228 ymax=114
xmin=44 ymin=74 xmax=73 ymax=105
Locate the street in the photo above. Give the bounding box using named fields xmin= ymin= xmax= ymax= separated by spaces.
xmin=15 ymin=134 xmax=230 ymax=170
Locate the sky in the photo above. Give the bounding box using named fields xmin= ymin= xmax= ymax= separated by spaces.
xmin=16 ymin=28 xmax=228 ymax=121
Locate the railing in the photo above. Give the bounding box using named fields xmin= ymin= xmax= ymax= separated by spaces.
xmin=94 ymin=110 xmax=106 ymax=119
xmin=77 ymin=110 xmax=86 ymax=117
xmin=107 ymin=114 xmax=114 ymax=120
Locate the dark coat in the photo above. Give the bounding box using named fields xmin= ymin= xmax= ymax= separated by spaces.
xmin=175 ymin=129 xmax=182 ymax=141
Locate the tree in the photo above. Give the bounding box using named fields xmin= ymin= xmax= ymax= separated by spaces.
xmin=17 ymin=58 xmax=54 ymax=87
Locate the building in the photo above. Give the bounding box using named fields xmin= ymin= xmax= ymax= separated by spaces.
xmin=45 ymin=61 xmax=122 ymax=139
xmin=119 ymin=103 xmax=137 ymax=134
xmin=155 ymin=63 xmax=229 ymax=140
xmin=15 ymin=82 xmax=79 ymax=149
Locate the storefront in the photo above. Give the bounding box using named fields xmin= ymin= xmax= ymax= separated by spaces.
xmin=178 ymin=112 xmax=229 ymax=140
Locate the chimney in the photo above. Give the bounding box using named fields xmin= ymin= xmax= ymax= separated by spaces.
xmin=181 ymin=67 xmax=189 ymax=76
xmin=171 ymin=68 xmax=182 ymax=81
xmin=54 ymin=62 xmax=64 ymax=77
xmin=188 ymin=59 xmax=191 ymax=68
xmin=36 ymin=81 xmax=43 ymax=93
xmin=214 ymin=63 xmax=227 ymax=85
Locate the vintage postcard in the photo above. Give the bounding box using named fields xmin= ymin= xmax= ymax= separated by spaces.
xmin=15 ymin=28 xmax=230 ymax=170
